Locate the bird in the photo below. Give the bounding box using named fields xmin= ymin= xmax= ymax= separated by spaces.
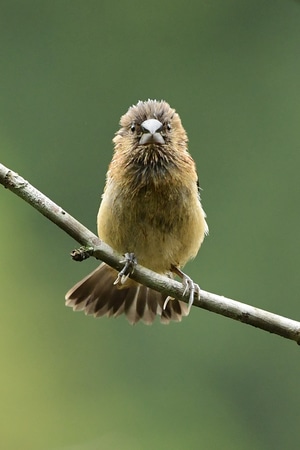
xmin=65 ymin=99 xmax=208 ymax=324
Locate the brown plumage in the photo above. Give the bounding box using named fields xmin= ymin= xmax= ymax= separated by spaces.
xmin=65 ymin=99 xmax=208 ymax=324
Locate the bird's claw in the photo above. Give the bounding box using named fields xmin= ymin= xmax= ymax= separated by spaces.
xmin=114 ymin=252 xmax=137 ymax=285
xmin=163 ymin=275 xmax=200 ymax=312
xmin=182 ymin=274 xmax=201 ymax=312
xmin=163 ymin=296 xmax=173 ymax=310
xmin=170 ymin=265 xmax=201 ymax=313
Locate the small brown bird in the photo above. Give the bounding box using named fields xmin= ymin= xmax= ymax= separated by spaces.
xmin=65 ymin=99 xmax=208 ymax=324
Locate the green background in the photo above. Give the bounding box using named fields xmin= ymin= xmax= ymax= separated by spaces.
xmin=1 ymin=1 xmax=300 ymax=449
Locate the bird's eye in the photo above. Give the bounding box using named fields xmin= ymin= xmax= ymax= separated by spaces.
xmin=167 ymin=123 xmax=171 ymax=131
xmin=130 ymin=124 xmax=136 ymax=133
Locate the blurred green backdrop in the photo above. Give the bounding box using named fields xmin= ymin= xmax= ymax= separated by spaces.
xmin=1 ymin=1 xmax=300 ymax=449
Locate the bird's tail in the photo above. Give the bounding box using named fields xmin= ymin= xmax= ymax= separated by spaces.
xmin=65 ymin=263 xmax=189 ymax=325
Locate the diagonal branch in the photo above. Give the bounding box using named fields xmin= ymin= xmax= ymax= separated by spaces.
xmin=1 ymin=162 xmax=300 ymax=344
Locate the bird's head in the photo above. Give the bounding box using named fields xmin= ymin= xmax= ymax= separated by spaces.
xmin=113 ymin=99 xmax=188 ymax=158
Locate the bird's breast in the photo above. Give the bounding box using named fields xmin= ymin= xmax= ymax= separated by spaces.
xmin=97 ymin=174 xmax=206 ymax=273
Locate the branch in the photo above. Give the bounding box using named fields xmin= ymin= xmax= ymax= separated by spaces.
xmin=1 ymin=162 xmax=300 ymax=344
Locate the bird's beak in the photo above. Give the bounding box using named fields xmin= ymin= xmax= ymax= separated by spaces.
xmin=139 ymin=119 xmax=165 ymax=145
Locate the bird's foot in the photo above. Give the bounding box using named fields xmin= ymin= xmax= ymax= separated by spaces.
xmin=182 ymin=273 xmax=201 ymax=312
xmin=114 ymin=252 xmax=137 ymax=285
xmin=170 ymin=265 xmax=201 ymax=312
